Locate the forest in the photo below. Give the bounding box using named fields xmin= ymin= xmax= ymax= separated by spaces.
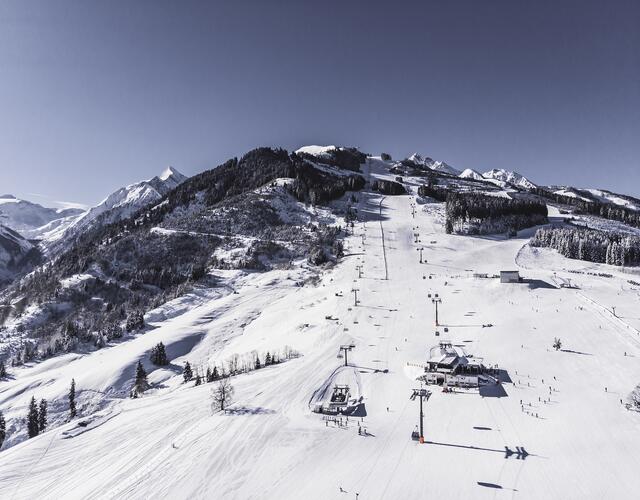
xmin=530 ymin=226 xmax=640 ymax=266
xmin=444 ymin=192 xmax=548 ymax=235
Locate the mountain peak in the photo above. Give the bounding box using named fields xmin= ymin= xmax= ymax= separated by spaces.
xmin=482 ymin=169 xmax=537 ymax=190
xmin=159 ymin=166 xmax=186 ymax=182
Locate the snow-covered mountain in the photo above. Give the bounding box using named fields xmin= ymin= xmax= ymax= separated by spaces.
xmin=0 ymin=224 xmax=39 ymax=286
xmin=49 ymin=167 xmax=188 ymax=247
xmin=0 ymin=194 xmax=84 ymax=239
xmin=482 ymin=168 xmax=537 ymax=190
xmin=458 ymin=168 xmax=485 ymax=181
xmin=406 ymin=153 xmax=461 ymax=175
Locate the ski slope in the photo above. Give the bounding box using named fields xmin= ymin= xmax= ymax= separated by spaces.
xmin=1 ymin=160 xmax=640 ymax=499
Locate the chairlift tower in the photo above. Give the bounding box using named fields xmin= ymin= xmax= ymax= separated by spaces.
xmin=338 ymin=344 xmax=356 ymax=367
xmin=356 ymin=265 xmax=363 ymax=279
xmin=410 ymin=388 xmax=431 ymax=443
xmin=432 ymin=297 xmax=442 ymax=326
xmin=417 ymin=247 xmax=424 ymax=263
xmin=351 ymin=288 xmax=360 ymax=306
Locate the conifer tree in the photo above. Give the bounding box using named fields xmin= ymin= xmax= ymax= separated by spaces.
xmin=133 ymin=360 xmax=149 ymax=396
xmin=150 ymin=342 xmax=169 ymax=366
xmin=265 ymin=352 xmax=272 ymax=366
xmin=38 ymin=399 xmax=48 ymax=433
xmin=69 ymin=379 xmax=77 ymax=418
xmin=0 ymin=360 xmax=6 ymax=378
xmin=195 ymin=374 xmax=202 ymax=386
xmin=183 ymin=362 xmax=193 ymax=383
xmin=255 ymin=356 xmax=261 ymax=370
xmin=0 ymin=410 xmax=6 ymax=449
xmin=206 ymin=367 xmax=213 ymax=383
xmin=27 ymin=396 xmax=39 ymax=438
xmin=212 ymin=366 xmax=219 ymax=381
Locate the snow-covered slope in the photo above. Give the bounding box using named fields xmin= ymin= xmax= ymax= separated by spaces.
xmin=0 ymin=195 xmax=84 ymax=239
xmin=482 ymin=168 xmax=537 ymax=190
xmin=295 ymin=145 xmax=338 ymax=159
xmin=581 ymin=188 xmax=640 ymax=211
xmin=1 ymin=159 xmax=640 ymax=499
xmin=459 ymin=168 xmax=484 ymax=181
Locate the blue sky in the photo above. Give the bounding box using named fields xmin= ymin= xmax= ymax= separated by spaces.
xmin=1 ymin=0 xmax=638 ymax=206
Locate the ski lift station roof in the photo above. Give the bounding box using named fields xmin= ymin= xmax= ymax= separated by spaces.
xmin=427 ymin=343 xmax=484 ymax=370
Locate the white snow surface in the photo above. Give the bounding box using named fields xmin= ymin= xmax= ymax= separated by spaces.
xmin=1 ymin=160 xmax=640 ymax=499
xmin=483 ymin=169 xmax=537 ymax=190
xmin=295 ymin=145 xmax=337 ymax=158
xmin=582 ymin=189 xmax=640 ymax=211
xmin=407 ymin=153 xmax=461 ymax=175
xmin=459 ymin=168 xmax=485 ymax=181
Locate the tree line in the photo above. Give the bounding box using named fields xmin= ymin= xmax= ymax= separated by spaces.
xmin=444 ymin=192 xmax=548 ymax=235
xmin=530 ymin=226 xmax=640 ymax=266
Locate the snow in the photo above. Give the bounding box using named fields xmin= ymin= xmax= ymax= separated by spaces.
xmin=459 ymin=168 xmax=484 ymax=180
xmin=1 ymin=159 xmax=640 ymax=498
xmin=407 ymin=153 xmax=461 ymax=175
xmin=583 ymin=189 xmax=640 ymax=211
xmin=483 ymin=169 xmax=537 ymax=190
xmin=295 ymin=145 xmax=337 ymax=158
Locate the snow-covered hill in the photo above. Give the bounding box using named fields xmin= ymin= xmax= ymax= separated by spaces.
xmin=1 ymin=158 xmax=639 ymax=499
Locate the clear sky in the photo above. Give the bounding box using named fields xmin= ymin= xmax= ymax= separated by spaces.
xmin=1 ymin=0 xmax=638 ymax=206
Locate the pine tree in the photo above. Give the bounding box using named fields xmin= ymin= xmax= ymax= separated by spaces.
xmin=0 ymin=410 xmax=6 ymax=449
xmin=69 ymin=378 xmax=77 ymax=418
xmin=206 ymin=367 xmax=213 ymax=383
xmin=126 ymin=311 xmax=145 ymax=332
xmin=27 ymin=396 xmax=39 ymax=438
xmin=195 ymin=374 xmax=202 ymax=386
xmin=212 ymin=366 xmax=219 ymax=381
xmin=255 ymin=356 xmax=261 ymax=370
xmin=132 ymin=361 xmax=149 ymax=396
xmin=150 ymin=342 xmax=169 ymax=366
xmin=265 ymin=352 xmax=272 ymax=366
xmin=0 ymin=360 xmax=6 ymax=378
xmin=183 ymin=362 xmax=193 ymax=383
xmin=38 ymin=399 xmax=48 ymax=433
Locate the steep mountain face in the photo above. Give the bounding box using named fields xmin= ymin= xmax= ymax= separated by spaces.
xmin=482 ymin=168 xmax=537 ymax=190
xmin=0 ymin=225 xmax=41 ymax=286
xmin=406 ymin=153 xmax=461 ymax=176
xmin=46 ymin=167 xmax=188 ymax=249
xmin=0 ymin=195 xmax=84 ymax=239
xmin=458 ymin=168 xmax=484 ymax=181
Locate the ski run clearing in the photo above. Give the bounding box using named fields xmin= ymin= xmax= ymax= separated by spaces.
xmin=1 ymin=159 xmax=640 ymax=499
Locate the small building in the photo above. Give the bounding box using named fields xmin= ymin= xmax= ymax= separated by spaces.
xmin=420 ymin=342 xmax=497 ymax=388
xmin=500 ymin=270 xmax=521 ymax=283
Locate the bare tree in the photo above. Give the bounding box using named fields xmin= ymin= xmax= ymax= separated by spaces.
xmin=211 ymin=378 xmax=234 ymax=413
